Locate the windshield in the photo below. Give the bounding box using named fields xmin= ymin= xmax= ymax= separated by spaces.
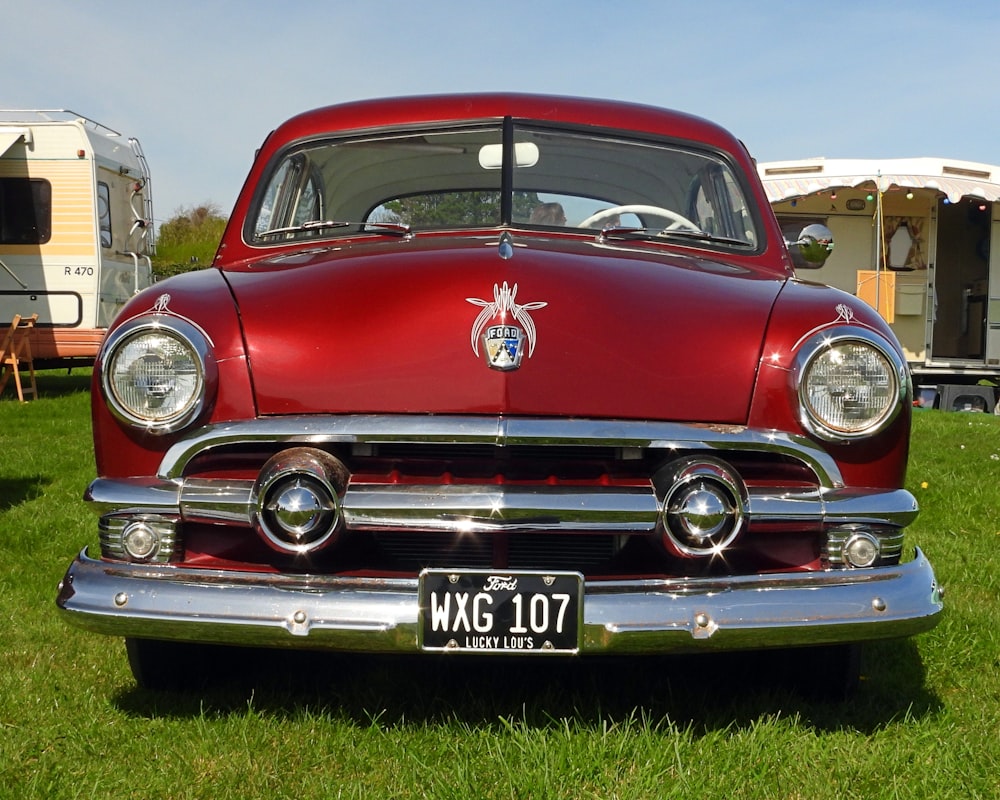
xmin=248 ymin=122 xmax=760 ymax=250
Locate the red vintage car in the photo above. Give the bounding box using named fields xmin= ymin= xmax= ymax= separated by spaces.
xmin=57 ymin=94 xmax=942 ymax=693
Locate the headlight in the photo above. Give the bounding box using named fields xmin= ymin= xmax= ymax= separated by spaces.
xmin=795 ymin=329 xmax=907 ymax=441
xmin=101 ymin=317 xmax=215 ymax=434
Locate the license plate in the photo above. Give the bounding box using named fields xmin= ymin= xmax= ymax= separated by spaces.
xmin=419 ymin=570 xmax=582 ymax=653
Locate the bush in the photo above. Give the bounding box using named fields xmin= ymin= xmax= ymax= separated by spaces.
xmin=152 ymin=203 xmax=227 ymax=279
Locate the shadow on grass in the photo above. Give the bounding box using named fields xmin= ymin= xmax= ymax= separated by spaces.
xmin=113 ymin=638 xmax=941 ymax=734
xmin=0 ymin=475 xmax=49 ymax=510
xmin=32 ymin=369 xmax=93 ymax=398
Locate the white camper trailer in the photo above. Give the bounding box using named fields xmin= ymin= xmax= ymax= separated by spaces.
xmin=0 ymin=110 xmax=153 ymax=366
xmin=760 ymin=157 xmax=1000 ymax=391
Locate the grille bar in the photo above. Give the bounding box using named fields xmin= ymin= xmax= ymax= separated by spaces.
xmin=343 ymin=484 xmax=659 ymax=533
xmin=87 ymin=477 xmax=919 ymax=533
xmin=374 ymin=530 xmax=621 ymax=570
xmin=156 ymin=415 xmax=846 ymax=489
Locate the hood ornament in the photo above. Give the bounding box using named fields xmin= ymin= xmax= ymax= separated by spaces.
xmin=497 ymin=231 xmax=515 ymax=260
xmin=466 ymin=281 xmax=547 ymax=371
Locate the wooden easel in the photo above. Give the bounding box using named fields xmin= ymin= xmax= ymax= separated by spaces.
xmin=0 ymin=314 xmax=39 ymax=402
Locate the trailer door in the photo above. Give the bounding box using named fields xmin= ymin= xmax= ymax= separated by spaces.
xmin=931 ymin=199 xmax=991 ymax=363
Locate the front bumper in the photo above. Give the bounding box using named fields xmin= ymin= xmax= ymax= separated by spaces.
xmin=57 ymin=547 xmax=942 ymax=654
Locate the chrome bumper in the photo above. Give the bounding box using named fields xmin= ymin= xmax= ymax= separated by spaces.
xmin=57 ymin=547 xmax=943 ymax=654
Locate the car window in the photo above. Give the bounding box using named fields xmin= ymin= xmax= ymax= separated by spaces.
xmin=510 ymin=126 xmax=757 ymax=244
xmin=248 ymin=122 xmax=759 ymax=249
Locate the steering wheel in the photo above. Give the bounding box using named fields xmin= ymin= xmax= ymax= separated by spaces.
xmin=578 ymin=204 xmax=700 ymax=232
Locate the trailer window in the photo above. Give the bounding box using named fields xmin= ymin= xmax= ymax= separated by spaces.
xmin=0 ymin=178 xmax=52 ymax=244
xmin=98 ymin=182 xmax=112 ymax=248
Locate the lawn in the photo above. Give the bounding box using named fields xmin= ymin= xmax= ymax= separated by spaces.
xmin=1 ymin=373 xmax=998 ymax=799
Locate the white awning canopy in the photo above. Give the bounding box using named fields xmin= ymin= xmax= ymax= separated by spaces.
xmin=0 ymin=128 xmax=31 ymax=158
xmin=758 ymin=157 xmax=1000 ymax=205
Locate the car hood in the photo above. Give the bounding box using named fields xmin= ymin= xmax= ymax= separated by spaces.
xmin=223 ymin=235 xmax=784 ymax=423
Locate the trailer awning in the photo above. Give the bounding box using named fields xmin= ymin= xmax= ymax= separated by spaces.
xmin=0 ymin=129 xmax=30 ymax=158
xmin=758 ymin=157 xmax=1000 ymax=205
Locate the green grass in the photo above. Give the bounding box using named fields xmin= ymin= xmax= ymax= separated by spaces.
xmin=2 ymin=376 xmax=999 ymax=799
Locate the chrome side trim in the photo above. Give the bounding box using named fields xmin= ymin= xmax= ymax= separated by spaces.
xmin=87 ymin=476 xmax=920 ymax=534
xmin=180 ymin=478 xmax=256 ymax=525
xmin=154 ymin=415 xmax=846 ymax=489
xmin=56 ymin=547 xmax=943 ymax=653
xmin=86 ymin=477 xmax=181 ymax=514
xmin=746 ymin=487 xmax=918 ymax=528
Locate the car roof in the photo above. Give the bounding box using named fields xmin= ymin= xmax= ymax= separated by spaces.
xmin=264 ymin=93 xmax=746 ymax=157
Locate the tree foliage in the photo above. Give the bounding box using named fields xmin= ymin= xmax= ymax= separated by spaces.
xmin=379 ymin=191 xmax=540 ymax=227
xmin=153 ymin=204 xmax=228 ymax=279
xmin=150 ymin=189 xmax=542 ymax=282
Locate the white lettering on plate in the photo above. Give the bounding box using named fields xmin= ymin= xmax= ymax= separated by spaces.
xmin=429 ymin=591 xmax=452 ymax=632
xmin=473 ymin=592 xmax=494 ymax=632
xmin=464 ymin=635 xmax=500 ymax=649
xmin=483 ymin=575 xmax=517 ymax=592
xmin=429 ymin=591 xmax=494 ymax=633
xmin=462 ymin=635 xmax=536 ymax=650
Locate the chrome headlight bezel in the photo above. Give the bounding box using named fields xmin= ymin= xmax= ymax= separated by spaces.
xmin=99 ymin=316 xmax=216 ymax=435
xmin=793 ymin=327 xmax=909 ymax=442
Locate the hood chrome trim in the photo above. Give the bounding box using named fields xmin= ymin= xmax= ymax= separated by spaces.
xmin=153 ymin=415 xmax=845 ymax=487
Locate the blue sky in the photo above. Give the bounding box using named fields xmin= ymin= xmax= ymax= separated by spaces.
xmin=4 ymin=0 xmax=998 ymax=226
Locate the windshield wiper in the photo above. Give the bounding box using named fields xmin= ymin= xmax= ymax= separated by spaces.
xmin=598 ymin=225 xmax=750 ymax=248
xmin=656 ymin=228 xmax=751 ymax=247
xmin=256 ymin=220 xmax=412 ymax=239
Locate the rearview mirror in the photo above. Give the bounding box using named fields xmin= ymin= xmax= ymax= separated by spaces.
xmin=792 ymin=223 xmax=834 ymax=268
xmin=478 ymin=142 xmax=540 ymax=169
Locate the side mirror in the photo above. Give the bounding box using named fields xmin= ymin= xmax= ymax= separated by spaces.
xmin=792 ymin=223 xmax=834 ymax=268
